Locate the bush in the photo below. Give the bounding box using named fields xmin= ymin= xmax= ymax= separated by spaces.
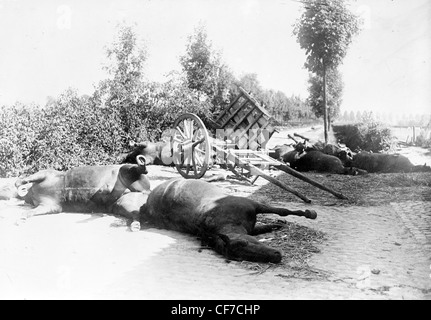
xmin=0 ymin=103 xmax=44 ymax=177
xmin=141 ymin=78 xmax=212 ymax=140
xmin=332 ymin=113 xmax=395 ymax=152
xmin=415 ymin=130 xmax=431 ymax=149
xmin=0 ymin=80 xmax=212 ymax=177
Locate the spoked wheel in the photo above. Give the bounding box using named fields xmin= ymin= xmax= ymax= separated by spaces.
xmin=171 ymin=113 xmax=211 ymax=179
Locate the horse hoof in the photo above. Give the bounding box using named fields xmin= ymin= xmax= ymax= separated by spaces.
xmin=305 ymin=210 xmax=317 ymax=219
xmin=130 ymin=221 xmax=141 ymax=232
xmin=17 ymin=185 xmax=29 ymax=198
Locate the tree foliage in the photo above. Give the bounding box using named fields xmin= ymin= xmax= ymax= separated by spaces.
xmin=293 ymin=0 xmax=360 ymax=73
xmin=0 ymin=103 xmax=43 ymax=177
xmin=91 ymin=24 xmax=150 ymax=143
xmin=236 ymin=73 xmax=314 ymax=124
xmin=293 ymin=0 xmax=360 ymax=141
xmin=180 ymin=24 xmax=235 ymax=114
xmin=333 ymin=112 xmax=395 ymax=152
xmin=104 ymin=24 xmax=148 ymax=87
xmin=236 ymin=73 xmax=263 ymax=97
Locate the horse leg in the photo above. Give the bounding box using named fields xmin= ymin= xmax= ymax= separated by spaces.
xmin=255 ymin=203 xmax=317 ymax=219
xmin=16 ymin=202 xmax=62 ymax=225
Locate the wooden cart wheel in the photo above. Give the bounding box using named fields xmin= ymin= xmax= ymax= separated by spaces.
xmin=171 ymin=113 xmax=211 ymax=179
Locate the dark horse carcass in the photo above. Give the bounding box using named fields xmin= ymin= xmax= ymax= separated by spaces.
xmin=346 ymin=151 xmax=431 ymax=173
xmin=140 ymin=178 xmax=317 ymax=263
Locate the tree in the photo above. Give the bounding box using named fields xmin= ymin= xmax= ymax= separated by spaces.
xmin=260 ymin=89 xmax=288 ymax=122
xmin=93 ymin=23 xmax=150 ymax=143
xmin=307 ymin=67 xmax=343 ymax=127
xmin=104 ymin=24 xmax=147 ymax=88
xmin=236 ymin=73 xmax=263 ymax=96
xmin=341 ymin=110 xmax=349 ymax=122
xmin=235 ymin=73 xmax=312 ymax=125
xmin=293 ymin=0 xmax=360 ymax=143
xmin=180 ymin=23 xmax=235 ymax=115
xmin=349 ymin=110 xmax=355 ymax=122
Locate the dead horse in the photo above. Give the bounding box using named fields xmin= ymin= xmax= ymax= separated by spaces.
xmin=140 ymin=178 xmax=317 ymax=263
xmin=14 ymin=164 xmax=150 ymax=230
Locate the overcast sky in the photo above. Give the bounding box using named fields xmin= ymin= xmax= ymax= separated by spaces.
xmin=0 ymin=0 xmax=430 ymax=116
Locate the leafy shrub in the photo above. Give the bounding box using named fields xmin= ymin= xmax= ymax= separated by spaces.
xmin=332 ymin=113 xmax=395 ymax=152
xmin=0 ymin=79 xmax=212 ymax=177
xmin=30 ymin=89 xmax=126 ymax=171
xmin=0 ymin=103 xmax=44 ymax=177
xmin=141 ymin=78 xmax=212 ymax=140
xmin=415 ymin=130 xmax=431 ymax=149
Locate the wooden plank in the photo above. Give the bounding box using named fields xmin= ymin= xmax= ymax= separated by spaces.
xmin=274 ymin=163 xmax=348 ymax=200
xmin=234 ymin=157 xmax=264 ymax=161
xmin=257 ymin=117 xmax=269 ymax=127
xmin=219 ymin=102 xmax=247 ymax=129
xmin=214 ymin=92 xmax=243 ymax=124
xmin=231 ymin=105 xmax=258 ymax=131
xmin=236 ymin=111 xmax=264 ymax=141
xmin=238 ymin=86 xmax=272 ymax=117
xmin=241 ymin=162 xmax=311 ymax=203
xmin=214 ymin=86 xmax=274 ymax=132
xmin=218 ymin=99 xmax=249 ymax=129
xmin=206 ymin=117 xmax=222 ymax=130
xmin=224 ymin=149 xmax=347 ymax=200
xmin=231 ymin=150 xmax=280 ymax=165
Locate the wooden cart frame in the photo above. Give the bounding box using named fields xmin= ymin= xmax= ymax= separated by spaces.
xmin=170 ymin=87 xmax=347 ymax=203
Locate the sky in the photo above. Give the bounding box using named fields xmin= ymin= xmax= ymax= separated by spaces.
xmin=0 ymin=0 xmax=430 ymax=116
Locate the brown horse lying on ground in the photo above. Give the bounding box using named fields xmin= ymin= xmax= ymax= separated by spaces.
xmin=292 ymin=150 xmax=368 ymax=175
xmin=14 ymin=163 xmax=150 ymax=230
xmin=345 ymin=151 xmax=431 ymax=173
xmin=140 ymin=178 xmax=317 ymax=263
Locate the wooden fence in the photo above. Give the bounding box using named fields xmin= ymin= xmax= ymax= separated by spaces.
xmin=391 ymin=126 xmax=431 ymax=144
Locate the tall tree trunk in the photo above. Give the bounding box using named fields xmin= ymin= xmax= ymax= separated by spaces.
xmin=323 ymin=64 xmax=328 ymax=144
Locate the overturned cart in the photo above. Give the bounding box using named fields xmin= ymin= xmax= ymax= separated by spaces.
xmin=170 ymin=86 xmax=347 ymax=203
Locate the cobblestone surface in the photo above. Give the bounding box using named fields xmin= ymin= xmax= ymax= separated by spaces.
xmin=95 ymin=202 xmax=431 ymax=300
xmin=278 ymin=202 xmax=431 ymax=299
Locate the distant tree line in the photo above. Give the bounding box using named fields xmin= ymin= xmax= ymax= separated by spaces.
xmin=336 ymin=110 xmax=431 ymax=127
